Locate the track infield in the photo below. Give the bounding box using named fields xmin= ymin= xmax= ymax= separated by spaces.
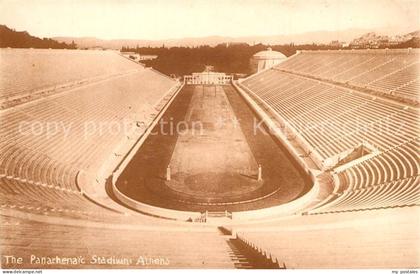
xmin=116 ymin=84 xmax=312 ymax=211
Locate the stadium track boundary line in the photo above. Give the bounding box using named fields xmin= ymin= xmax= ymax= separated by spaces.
xmin=158 ymin=185 xmax=283 ymax=206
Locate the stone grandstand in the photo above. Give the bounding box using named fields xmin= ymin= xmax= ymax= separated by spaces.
xmin=273 ymin=48 xmax=419 ymax=103
xmin=0 ymin=49 xmax=180 ymax=215
xmin=238 ymin=48 xmax=419 ymax=215
xmin=0 ymin=48 xmax=419 ymax=269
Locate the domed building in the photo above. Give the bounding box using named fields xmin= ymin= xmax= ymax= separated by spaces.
xmin=250 ymin=48 xmax=287 ymax=73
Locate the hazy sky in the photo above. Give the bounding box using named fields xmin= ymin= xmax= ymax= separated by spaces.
xmin=0 ymin=0 xmax=419 ymax=40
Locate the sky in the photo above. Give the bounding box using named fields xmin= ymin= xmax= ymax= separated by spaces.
xmin=0 ymin=0 xmax=419 ymax=40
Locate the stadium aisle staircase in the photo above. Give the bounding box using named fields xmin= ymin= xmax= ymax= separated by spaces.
xmin=229 ymin=207 xmax=419 ymax=268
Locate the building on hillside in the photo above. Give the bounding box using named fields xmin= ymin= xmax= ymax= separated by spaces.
xmin=349 ymin=31 xmax=420 ymax=48
xmin=250 ymin=48 xmax=287 ymax=73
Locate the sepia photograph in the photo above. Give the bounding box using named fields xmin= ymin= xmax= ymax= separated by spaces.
xmin=0 ymin=0 xmax=419 ymax=272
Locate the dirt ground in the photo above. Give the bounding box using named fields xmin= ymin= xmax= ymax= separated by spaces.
xmin=167 ymin=85 xmax=262 ymax=199
xmin=116 ymin=84 xmax=311 ymax=211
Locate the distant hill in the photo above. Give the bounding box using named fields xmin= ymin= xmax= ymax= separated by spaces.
xmin=406 ymin=30 xmax=420 ymax=38
xmin=349 ymin=29 xmax=420 ymax=48
xmin=54 ymin=28 xmax=374 ymax=49
xmin=0 ymin=25 xmax=76 ymax=49
xmin=392 ymin=37 xmax=420 ymax=48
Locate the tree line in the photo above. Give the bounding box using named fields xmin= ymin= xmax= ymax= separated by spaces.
xmin=122 ymin=43 xmax=346 ymax=76
xmin=0 ymin=25 xmax=77 ymax=49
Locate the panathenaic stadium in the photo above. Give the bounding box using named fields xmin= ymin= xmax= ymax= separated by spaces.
xmin=0 ymin=47 xmax=419 ymax=269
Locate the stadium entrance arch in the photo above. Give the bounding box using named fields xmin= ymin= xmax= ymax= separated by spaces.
xmin=184 ymin=71 xmax=233 ymax=85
